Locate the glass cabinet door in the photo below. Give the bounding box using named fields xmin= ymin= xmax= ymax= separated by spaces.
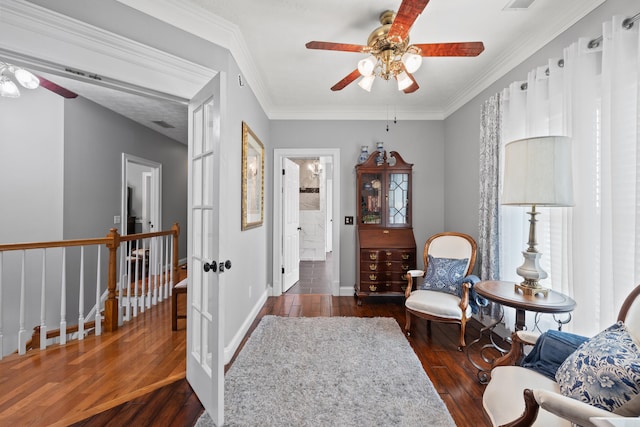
xmin=388 ymin=173 xmax=409 ymax=225
xmin=360 ymin=173 xmax=383 ymax=224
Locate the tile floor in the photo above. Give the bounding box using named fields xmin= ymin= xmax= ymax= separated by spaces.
xmin=286 ymin=252 xmax=333 ymax=294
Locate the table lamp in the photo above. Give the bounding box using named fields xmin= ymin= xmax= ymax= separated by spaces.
xmin=502 ymin=135 xmax=573 ymax=296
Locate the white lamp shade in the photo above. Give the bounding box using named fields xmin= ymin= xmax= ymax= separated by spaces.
xmin=502 ymin=135 xmax=574 ymax=207
xmin=14 ymin=68 xmax=40 ymax=89
xmin=357 ymin=75 xmax=375 ymax=92
xmin=396 ymin=71 xmax=412 ymax=91
xmin=401 ymin=51 xmax=422 ymax=73
xmin=357 ymin=56 xmax=376 ymax=76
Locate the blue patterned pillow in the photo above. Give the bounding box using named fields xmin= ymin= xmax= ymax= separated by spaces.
xmin=419 ymin=255 xmax=468 ymax=296
xmin=555 ymin=322 xmax=640 ymax=412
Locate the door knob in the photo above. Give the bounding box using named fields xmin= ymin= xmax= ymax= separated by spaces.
xmin=203 ymin=261 xmax=217 ymax=272
xmin=219 ymin=260 xmax=232 ymax=272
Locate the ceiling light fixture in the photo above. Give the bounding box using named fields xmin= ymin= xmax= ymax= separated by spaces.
xmin=354 ymin=11 xmax=422 ymax=92
xmin=0 ymin=61 xmax=40 ymax=98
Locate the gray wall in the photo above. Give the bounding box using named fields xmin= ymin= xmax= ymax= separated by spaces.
xmin=443 ymin=0 xmax=640 ymax=245
xmin=63 ymin=96 xmax=187 ymax=253
xmin=270 ymin=120 xmax=445 ymax=287
xmin=219 ymin=53 xmax=271 ymax=348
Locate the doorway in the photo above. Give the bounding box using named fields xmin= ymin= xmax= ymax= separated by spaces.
xmin=272 ymin=149 xmax=340 ymax=297
xmin=121 ymin=154 xmax=162 ymax=236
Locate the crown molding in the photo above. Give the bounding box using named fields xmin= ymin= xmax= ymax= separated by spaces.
xmin=268 ymin=107 xmax=444 ymax=121
xmin=0 ymin=0 xmax=214 ymax=99
xmin=114 ymin=0 xmax=274 ymax=116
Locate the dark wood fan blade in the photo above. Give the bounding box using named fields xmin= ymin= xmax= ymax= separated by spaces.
xmin=402 ymin=71 xmax=419 ymax=94
xmin=305 ymin=41 xmax=368 ymax=53
xmin=414 ymin=42 xmax=485 ymax=57
xmin=331 ymin=69 xmax=361 ymax=91
xmin=38 ymin=76 xmax=78 ymax=98
xmin=387 ymin=0 xmax=431 ymax=43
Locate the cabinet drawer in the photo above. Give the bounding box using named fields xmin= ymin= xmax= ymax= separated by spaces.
xmin=360 ymin=260 xmax=413 ymax=273
xmin=362 ymin=249 xmax=414 ymax=262
xmin=359 ymin=281 xmax=409 ymax=293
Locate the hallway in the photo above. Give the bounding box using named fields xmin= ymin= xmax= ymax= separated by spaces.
xmin=286 ymin=252 xmax=333 ymax=294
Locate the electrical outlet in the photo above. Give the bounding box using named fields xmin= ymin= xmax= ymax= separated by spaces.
xmin=345 ymin=216 xmax=354 ymax=225
xmin=114 ymin=215 xmax=121 ymax=224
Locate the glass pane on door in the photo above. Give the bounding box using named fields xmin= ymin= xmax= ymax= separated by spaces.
xmin=388 ymin=173 xmax=409 ymax=224
xmin=360 ymin=173 xmax=382 ymax=224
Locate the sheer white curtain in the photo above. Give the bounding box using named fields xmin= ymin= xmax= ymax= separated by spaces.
xmin=496 ymin=15 xmax=640 ymax=336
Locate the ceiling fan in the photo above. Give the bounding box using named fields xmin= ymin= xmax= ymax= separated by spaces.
xmin=305 ymin=0 xmax=484 ymax=93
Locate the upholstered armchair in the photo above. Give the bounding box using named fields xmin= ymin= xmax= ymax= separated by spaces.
xmin=483 ymin=284 xmax=640 ymax=427
xmin=404 ymin=232 xmax=478 ymax=350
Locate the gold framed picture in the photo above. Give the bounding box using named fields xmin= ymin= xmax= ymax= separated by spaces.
xmin=241 ymin=121 xmax=264 ymax=230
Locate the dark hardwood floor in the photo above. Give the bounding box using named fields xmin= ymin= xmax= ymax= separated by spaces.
xmin=71 ymin=293 xmax=499 ymax=427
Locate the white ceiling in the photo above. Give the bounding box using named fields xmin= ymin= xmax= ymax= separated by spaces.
xmin=5 ymin=0 xmax=607 ymax=144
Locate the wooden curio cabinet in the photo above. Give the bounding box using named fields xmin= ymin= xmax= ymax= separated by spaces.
xmin=355 ymin=150 xmax=416 ymax=305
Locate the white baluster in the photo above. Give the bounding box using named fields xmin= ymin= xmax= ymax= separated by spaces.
xmin=60 ymin=248 xmax=67 ymax=345
xmin=170 ymin=236 xmax=175 ymax=295
xmin=0 ymin=252 xmax=4 ymax=360
xmin=125 ymin=240 xmax=132 ymax=321
xmin=18 ymin=250 xmax=27 ymax=355
xmin=152 ymin=236 xmax=158 ymax=305
xmin=141 ymin=239 xmax=147 ymax=311
xmin=133 ymin=239 xmax=139 ymax=317
xmin=118 ymin=238 xmax=125 ymax=325
xmin=40 ymin=249 xmax=47 ymax=350
xmin=95 ymin=246 xmax=102 ymax=336
xmin=164 ymin=235 xmax=169 ymax=299
xmin=78 ymin=246 xmax=85 ymax=340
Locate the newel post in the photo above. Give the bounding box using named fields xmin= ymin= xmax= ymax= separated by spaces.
xmin=105 ymin=228 xmax=120 ymax=332
xmin=172 ymin=223 xmax=180 ymax=283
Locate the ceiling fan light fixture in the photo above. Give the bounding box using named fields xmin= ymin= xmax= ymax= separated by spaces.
xmin=401 ymin=51 xmax=422 ymax=73
xmin=14 ymin=68 xmax=40 ymax=89
xmin=396 ymin=71 xmax=412 ymax=91
xmin=357 ymin=55 xmax=377 ymax=76
xmin=0 ymin=76 xmax=20 ymax=98
xmin=358 ymin=75 xmax=375 ymax=92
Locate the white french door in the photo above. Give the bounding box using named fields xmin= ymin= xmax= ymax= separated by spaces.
xmin=282 ymin=158 xmax=300 ymax=292
xmin=186 ymin=74 xmax=224 ymax=425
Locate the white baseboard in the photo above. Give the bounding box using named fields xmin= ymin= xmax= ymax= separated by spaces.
xmin=223 ymin=289 xmax=269 ymax=364
xmin=339 ymin=285 xmax=355 ymax=296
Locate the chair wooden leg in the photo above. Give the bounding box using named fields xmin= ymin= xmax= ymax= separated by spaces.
xmin=458 ymin=319 xmax=467 ymax=351
xmin=405 ymin=310 xmax=412 ymax=336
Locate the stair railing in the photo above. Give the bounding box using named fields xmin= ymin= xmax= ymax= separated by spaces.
xmin=0 ymin=223 xmax=179 ymax=359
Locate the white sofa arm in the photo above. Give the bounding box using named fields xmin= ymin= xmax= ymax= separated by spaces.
xmin=533 ymin=389 xmax=622 ymax=427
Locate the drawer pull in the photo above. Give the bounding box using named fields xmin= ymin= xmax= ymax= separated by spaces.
xmin=369 ymin=264 xmax=377 ymax=271
xmin=402 ymin=254 xmax=410 ymax=260
xmin=369 ymin=253 xmax=377 ymax=260
xmin=383 ymin=230 xmax=390 ymax=234
xmin=386 ymin=261 xmax=392 ymax=267
xmin=401 ymin=285 xmax=407 ymax=291
xmin=385 ymin=282 xmax=391 ymax=287
xmin=386 ymin=251 xmax=392 ymax=257
xmin=402 ymin=274 xmax=408 ymax=281
xmin=369 ymin=274 xmax=377 ymax=281
xmin=369 ymin=285 xmax=378 ymax=292
xmin=402 ymin=264 xmax=410 ymax=271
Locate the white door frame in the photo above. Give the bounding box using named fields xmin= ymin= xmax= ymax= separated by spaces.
xmin=272 ymin=148 xmax=340 ymax=296
xmin=121 ymin=154 xmax=162 ymax=236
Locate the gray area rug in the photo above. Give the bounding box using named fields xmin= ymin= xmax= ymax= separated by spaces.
xmin=196 ymin=316 xmax=455 ymax=426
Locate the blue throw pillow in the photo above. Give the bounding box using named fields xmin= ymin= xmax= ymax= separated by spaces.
xmin=555 ymin=322 xmax=640 ymax=412
xmin=419 ymin=255 xmax=468 ymax=296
